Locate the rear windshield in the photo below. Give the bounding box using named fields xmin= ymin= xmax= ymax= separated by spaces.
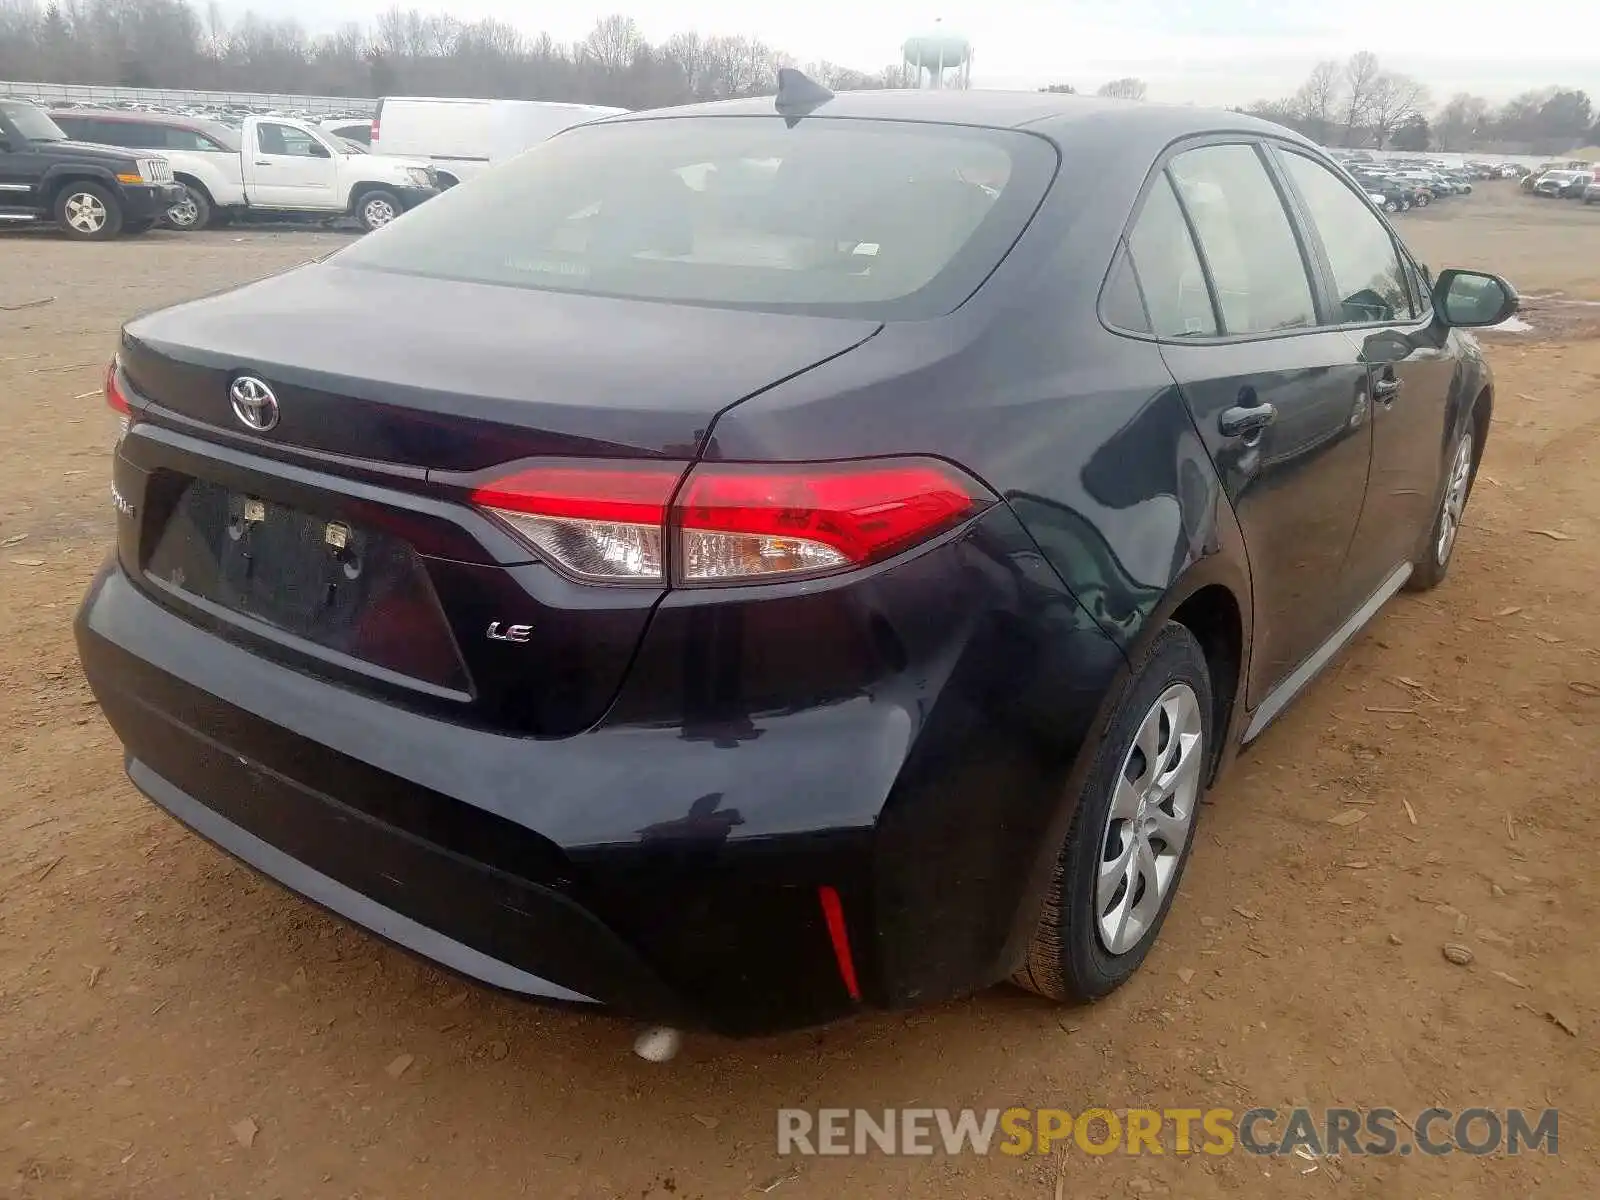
xmin=335 ymin=115 xmax=1057 ymax=318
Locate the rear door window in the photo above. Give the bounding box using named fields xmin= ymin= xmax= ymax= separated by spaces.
xmin=1167 ymin=143 xmax=1319 ymax=335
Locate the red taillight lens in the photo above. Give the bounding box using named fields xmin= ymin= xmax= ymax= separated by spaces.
xmin=104 ymin=359 xmax=130 ymax=415
xmin=675 ymin=458 xmax=990 ymax=582
xmin=370 ymin=117 xmax=380 ymax=144
xmin=469 ymin=456 xmax=991 ymax=586
xmin=469 ymin=461 xmax=686 ymax=582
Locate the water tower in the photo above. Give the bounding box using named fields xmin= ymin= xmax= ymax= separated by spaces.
xmin=902 ymin=21 xmax=973 ymax=89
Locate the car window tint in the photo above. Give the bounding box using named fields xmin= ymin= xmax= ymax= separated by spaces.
xmin=1167 ymin=144 xmax=1317 ymax=335
xmin=258 ymin=123 xmax=322 ymax=157
xmin=1126 ymin=174 xmax=1216 ymax=338
xmin=1280 ymin=151 xmax=1416 ymax=323
xmin=78 ymin=119 xmax=128 ymax=146
xmin=334 ymin=115 xmax=1059 ymax=320
xmin=127 ymin=123 xmax=165 ymax=148
xmin=158 ymin=127 xmax=216 ymax=151
xmin=1101 ymin=243 xmax=1150 ymax=334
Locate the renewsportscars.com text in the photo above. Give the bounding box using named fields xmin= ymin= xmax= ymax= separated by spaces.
xmin=776 ymin=1107 xmax=1559 ymax=1157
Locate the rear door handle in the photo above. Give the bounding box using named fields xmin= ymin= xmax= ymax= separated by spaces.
xmin=1373 ymin=376 xmax=1403 ymax=401
xmin=254 ymin=160 xmax=272 ymax=166
xmin=1219 ymin=402 xmax=1278 ymax=439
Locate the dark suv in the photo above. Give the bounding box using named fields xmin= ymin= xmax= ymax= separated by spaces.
xmin=0 ymin=99 xmax=182 ymax=239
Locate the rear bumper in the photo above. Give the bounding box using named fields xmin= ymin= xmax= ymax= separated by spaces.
xmin=78 ymin=562 xmax=875 ymax=1033
xmin=129 ymin=758 xmax=611 ymax=1007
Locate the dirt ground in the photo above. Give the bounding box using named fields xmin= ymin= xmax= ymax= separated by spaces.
xmin=2 ymin=187 xmax=1596 ymax=1199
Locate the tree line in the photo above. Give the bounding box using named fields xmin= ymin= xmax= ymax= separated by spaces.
xmin=1238 ymin=52 xmax=1598 ymax=153
xmin=0 ymin=0 xmax=908 ymax=109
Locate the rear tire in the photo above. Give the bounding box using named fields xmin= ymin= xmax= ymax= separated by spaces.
xmin=1012 ymin=623 xmax=1213 ymax=1003
xmin=1407 ymin=417 xmax=1480 ymax=592
xmin=355 ymin=189 xmax=402 ymax=232
xmin=54 ymin=182 xmax=123 ymax=241
xmin=1415 ymin=192 xmax=1431 ymax=208
xmin=1383 ymin=199 xmax=1399 ymax=213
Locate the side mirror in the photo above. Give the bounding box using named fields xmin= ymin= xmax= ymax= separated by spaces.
xmin=1434 ymin=268 xmax=1518 ymax=329
xmin=309 ymin=141 xmax=331 ymax=159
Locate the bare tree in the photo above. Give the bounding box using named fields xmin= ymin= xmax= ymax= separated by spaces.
xmin=1365 ymin=72 xmax=1429 ymax=149
xmin=582 ymin=13 xmax=641 ymax=74
xmin=1342 ymin=50 xmax=1381 ymax=145
xmin=1096 ymin=77 xmax=1147 ymax=101
xmin=1292 ymin=59 xmax=1341 ymax=143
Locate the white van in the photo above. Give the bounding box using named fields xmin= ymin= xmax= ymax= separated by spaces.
xmin=369 ymin=97 xmax=627 ymax=187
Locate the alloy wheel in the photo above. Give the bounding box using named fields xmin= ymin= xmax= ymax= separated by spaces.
xmin=167 ymin=195 xmax=199 ymax=228
xmin=1436 ymin=430 xmax=1474 ymax=566
xmin=364 ymin=198 xmax=397 ymax=228
xmin=1096 ymin=683 xmax=1204 ymax=956
xmin=64 ymin=191 xmax=107 ymax=234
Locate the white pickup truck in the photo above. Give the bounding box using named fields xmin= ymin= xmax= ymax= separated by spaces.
xmin=49 ymin=109 xmax=441 ymax=231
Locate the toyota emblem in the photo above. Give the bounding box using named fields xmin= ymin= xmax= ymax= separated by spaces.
xmin=229 ymin=376 xmax=280 ymax=432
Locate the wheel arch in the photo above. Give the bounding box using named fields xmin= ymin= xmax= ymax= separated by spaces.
xmin=346 ymin=180 xmax=398 ymax=213
xmin=41 ymin=165 xmax=118 ymax=208
xmin=170 ymin=172 xmax=215 ymax=205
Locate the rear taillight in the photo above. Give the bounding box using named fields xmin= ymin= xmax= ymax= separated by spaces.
xmin=105 ymin=358 xmax=132 ymax=442
xmin=469 ymin=457 xmax=991 ymax=586
xmin=676 ymin=459 xmax=989 ymax=582
xmin=104 ymin=359 xmax=130 ymax=415
xmin=370 ymin=116 xmax=380 ymax=144
xmin=470 ymin=462 xmax=685 ymax=582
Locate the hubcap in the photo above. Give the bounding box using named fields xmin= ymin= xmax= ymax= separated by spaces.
xmin=365 ymin=199 xmax=396 ymax=227
xmin=1096 ymin=683 xmax=1204 ymax=956
xmin=65 ymin=192 xmax=107 ymax=233
xmin=168 ymin=195 xmax=198 ymax=227
xmin=1436 ymin=430 xmax=1474 ymax=566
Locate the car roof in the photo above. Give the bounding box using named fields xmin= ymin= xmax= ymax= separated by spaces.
xmin=611 ymin=89 xmax=1312 ymax=153
xmin=47 ymin=107 xmax=238 ymax=142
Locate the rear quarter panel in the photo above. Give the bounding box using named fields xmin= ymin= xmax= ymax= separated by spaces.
xmin=702 ymin=148 xmax=1256 ymax=990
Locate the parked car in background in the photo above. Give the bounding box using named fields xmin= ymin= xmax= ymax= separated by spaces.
xmin=78 ymin=80 xmax=1517 ymax=1037
xmin=1349 ymin=170 xmax=1420 ymax=211
xmin=369 ymin=96 xmax=626 ymax=187
xmin=50 ymin=109 xmax=439 ymax=230
xmin=1533 ymin=170 xmax=1591 ymax=198
xmin=0 ymin=99 xmax=181 ymax=239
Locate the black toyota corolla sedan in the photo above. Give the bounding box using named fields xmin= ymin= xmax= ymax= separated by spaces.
xmin=76 ymin=79 xmax=1516 ymax=1037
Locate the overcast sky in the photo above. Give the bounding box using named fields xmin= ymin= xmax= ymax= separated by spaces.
xmin=243 ymin=1 xmax=1598 ymax=107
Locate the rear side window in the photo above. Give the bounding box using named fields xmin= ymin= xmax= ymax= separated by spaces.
xmin=1101 ymin=243 xmax=1150 ymax=334
xmin=1126 ymin=174 xmax=1217 ymax=338
xmin=1168 ymin=143 xmax=1318 ymax=335
xmin=334 ymin=115 xmax=1058 ymax=319
xmin=1278 ymin=150 xmax=1416 ymax=323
